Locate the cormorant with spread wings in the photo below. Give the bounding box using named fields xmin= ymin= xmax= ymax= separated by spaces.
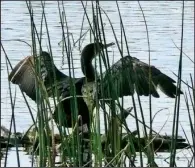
xmin=8 ymin=42 xmax=183 ymax=128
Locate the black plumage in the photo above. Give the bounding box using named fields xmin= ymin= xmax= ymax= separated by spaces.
xmin=99 ymin=56 xmax=183 ymax=99
xmin=8 ymin=42 xmax=183 ymax=129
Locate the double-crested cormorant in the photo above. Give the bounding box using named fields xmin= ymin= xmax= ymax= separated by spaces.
xmin=8 ymin=42 xmax=183 ymax=128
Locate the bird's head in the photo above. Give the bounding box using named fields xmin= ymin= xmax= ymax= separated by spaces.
xmin=80 ymin=42 xmax=115 ymax=81
xmin=81 ymin=42 xmax=115 ymax=62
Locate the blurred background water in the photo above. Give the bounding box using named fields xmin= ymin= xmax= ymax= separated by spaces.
xmin=1 ymin=1 xmax=194 ymax=167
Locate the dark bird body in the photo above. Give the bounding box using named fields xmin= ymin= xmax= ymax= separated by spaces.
xmin=8 ymin=53 xmax=89 ymax=128
xmin=8 ymin=42 xmax=183 ymax=128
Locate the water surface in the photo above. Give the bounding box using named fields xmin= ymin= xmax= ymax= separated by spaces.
xmin=1 ymin=1 xmax=194 ymax=167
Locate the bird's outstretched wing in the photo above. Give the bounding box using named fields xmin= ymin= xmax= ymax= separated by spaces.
xmin=100 ymin=55 xmax=183 ymax=99
xmin=8 ymin=52 xmax=68 ymax=102
xmin=9 ymin=56 xmax=37 ymax=101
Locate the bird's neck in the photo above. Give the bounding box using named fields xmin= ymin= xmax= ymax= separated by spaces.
xmin=81 ymin=54 xmax=96 ymax=82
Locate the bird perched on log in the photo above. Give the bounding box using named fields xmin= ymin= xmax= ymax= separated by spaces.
xmin=8 ymin=42 xmax=183 ymax=128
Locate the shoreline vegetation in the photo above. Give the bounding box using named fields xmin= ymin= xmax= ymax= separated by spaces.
xmin=1 ymin=1 xmax=194 ymax=167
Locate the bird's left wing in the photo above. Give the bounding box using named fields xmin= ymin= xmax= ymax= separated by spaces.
xmin=99 ymin=55 xmax=182 ymax=99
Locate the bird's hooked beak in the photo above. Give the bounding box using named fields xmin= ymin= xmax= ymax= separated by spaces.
xmin=103 ymin=42 xmax=115 ymax=49
xmin=94 ymin=42 xmax=114 ymax=55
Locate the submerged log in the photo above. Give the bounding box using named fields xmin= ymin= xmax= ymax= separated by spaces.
xmin=25 ymin=131 xmax=189 ymax=154
xmin=0 ymin=122 xmax=191 ymax=167
xmin=0 ymin=109 xmax=191 ymax=154
xmin=101 ymin=133 xmax=190 ymax=153
xmin=0 ymin=126 xmax=25 ymax=148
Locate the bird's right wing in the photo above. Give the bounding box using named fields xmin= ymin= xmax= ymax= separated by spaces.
xmin=9 ymin=56 xmax=37 ymax=101
xmin=8 ymin=52 xmax=68 ymax=102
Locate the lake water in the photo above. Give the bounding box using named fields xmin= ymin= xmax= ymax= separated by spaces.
xmin=1 ymin=1 xmax=194 ymax=167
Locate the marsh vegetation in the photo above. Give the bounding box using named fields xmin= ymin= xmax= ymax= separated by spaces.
xmin=1 ymin=1 xmax=194 ymax=167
